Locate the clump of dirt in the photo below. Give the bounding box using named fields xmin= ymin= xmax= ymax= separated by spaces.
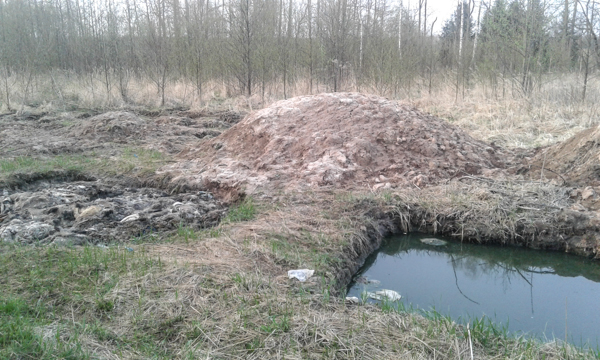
xmin=525 ymin=125 xmax=600 ymax=187
xmin=70 ymin=111 xmax=154 ymax=142
xmin=168 ymin=93 xmax=510 ymax=193
xmin=0 ymin=178 xmax=226 ymax=245
xmin=179 ymin=109 xmax=244 ymax=123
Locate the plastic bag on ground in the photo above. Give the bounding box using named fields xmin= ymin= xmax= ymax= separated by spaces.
xmin=367 ymin=289 xmax=402 ymax=301
xmin=287 ymin=269 xmax=315 ymax=282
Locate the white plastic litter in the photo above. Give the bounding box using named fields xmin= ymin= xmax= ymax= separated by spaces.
xmin=287 ymin=269 xmax=315 ymax=282
xmin=345 ymin=296 xmax=360 ymax=304
xmin=120 ymin=213 xmax=140 ymax=223
xmin=367 ymin=289 xmax=402 ymax=302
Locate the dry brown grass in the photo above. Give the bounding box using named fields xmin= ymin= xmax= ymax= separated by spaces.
xmin=389 ymin=178 xmax=581 ymax=249
xmin=2 ymin=71 xmax=599 ymax=358
xmin=70 ymin=187 xmax=592 ymax=359
xmin=4 ymin=71 xmax=598 ymax=152
xmin=0 ymin=183 xmax=595 ymax=358
xmin=413 ymin=77 xmax=600 ymax=148
xmin=94 ymin=259 xmax=580 ymax=359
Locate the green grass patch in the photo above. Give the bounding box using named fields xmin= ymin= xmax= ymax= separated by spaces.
xmin=269 ymin=233 xmax=342 ymax=271
xmin=0 ymin=243 xmax=171 ymax=358
xmin=0 ymin=297 xmax=90 ymax=359
xmin=0 ymin=154 xmax=96 ymax=178
xmin=94 ymin=147 xmax=168 ymax=178
xmin=0 ymin=244 xmax=161 ymax=314
xmin=175 ymin=223 xmax=199 ymax=244
xmin=223 ymin=197 xmax=256 ymax=223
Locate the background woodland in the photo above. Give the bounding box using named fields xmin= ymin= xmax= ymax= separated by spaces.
xmin=0 ymin=0 xmax=598 ymax=109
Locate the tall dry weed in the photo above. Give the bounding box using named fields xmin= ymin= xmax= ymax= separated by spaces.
xmin=1 ymin=71 xmax=598 ymax=150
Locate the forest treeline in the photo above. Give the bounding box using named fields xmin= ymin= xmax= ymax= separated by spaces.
xmin=0 ymin=0 xmax=598 ymax=108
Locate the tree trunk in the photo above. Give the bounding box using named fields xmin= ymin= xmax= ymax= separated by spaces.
xmin=456 ymin=0 xmax=464 ymax=101
xmin=308 ymin=0 xmax=313 ymax=93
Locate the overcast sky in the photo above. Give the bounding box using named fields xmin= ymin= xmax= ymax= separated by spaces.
xmin=410 ymin=0 xmax=460 ymax=34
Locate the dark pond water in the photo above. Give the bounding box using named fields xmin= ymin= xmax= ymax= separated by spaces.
xmin=347 ymin=233 xmax=600 ymax=347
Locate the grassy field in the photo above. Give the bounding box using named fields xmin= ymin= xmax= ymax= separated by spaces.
xmin=1 ymin=82 xmax=600 ymax=358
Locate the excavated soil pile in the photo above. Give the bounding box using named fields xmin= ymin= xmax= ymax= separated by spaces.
xmin=527 ymin=125 xmax=600 ymax=187
xmin=0 ymin=110 xmax=218 ymax=157
xmin=60 ymin=110 xmax=239 ymax=154
xmin=169 ymin=93 xmax=509 ymax=194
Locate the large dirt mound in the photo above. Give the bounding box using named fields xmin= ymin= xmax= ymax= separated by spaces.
xmin=527 ymin=125 xmax=600 ymax=187
xmin=167 ymin=93 xmax=508 ymax=194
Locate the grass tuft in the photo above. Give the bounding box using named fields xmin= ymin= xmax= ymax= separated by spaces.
xmin=223 ymin=197 xmax=256 ymax=223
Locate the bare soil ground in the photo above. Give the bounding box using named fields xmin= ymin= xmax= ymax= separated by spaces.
xmin=0 ymin=107 xmax=241 ymax=158
xmin=0 ymin=108 xmax=240 ymax=245
xmin=525 ymin=124 xmax=600 ymax=188
xmin=164 ymin=93 xmax=600 ymax=259
xmin=0 ymin=95 xmax=598 ymax=359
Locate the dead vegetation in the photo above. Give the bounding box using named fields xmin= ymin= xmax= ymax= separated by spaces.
xmin=1 ymin=94 xmax=600 ymax=358
xmin=414 ymin=79 xmax=600 ymax=149
xmin=389 ymin=179 xmax=600 ymax=258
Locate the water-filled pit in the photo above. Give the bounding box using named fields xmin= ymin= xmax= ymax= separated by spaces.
xmin=347 ymin=233 xmax=600 ymax=347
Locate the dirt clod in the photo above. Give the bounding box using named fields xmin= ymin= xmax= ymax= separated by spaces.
xmin=69 ymin=111 xmax=152 ymax=142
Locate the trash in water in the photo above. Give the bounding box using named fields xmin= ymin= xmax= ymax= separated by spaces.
xmin=420 ymin=238 xmax=448 ymax=246
xmin=288 ymin=269 xmax=315 ymax=282
xmin=367 ymin=289 xmax=402 ymax=301
xmin=354 ymin=276 xmax=381 ymax=285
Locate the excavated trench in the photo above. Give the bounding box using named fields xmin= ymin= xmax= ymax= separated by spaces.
xmin=3 ymin=95 xmax=600 ymax=300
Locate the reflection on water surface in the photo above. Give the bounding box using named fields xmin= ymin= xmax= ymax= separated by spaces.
xmin=347 ymin=233 xmax=600 ymax=347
